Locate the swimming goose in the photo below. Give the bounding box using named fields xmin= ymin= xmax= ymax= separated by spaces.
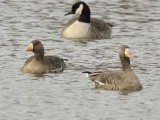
xmin=21 ymin=40 xmax=67 ymax=74
xmin=83 ymin=45 xmax=142 ymax=91
xmin=61 ymin=1 xmax=113 ymax=39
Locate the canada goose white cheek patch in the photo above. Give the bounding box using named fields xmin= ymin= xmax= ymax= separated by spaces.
xmin=75 ymin=4 xmax=83 ymax=15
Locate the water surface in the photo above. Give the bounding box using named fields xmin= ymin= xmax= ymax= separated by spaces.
xmin=0 ymin=0 xmax=160 ymax=120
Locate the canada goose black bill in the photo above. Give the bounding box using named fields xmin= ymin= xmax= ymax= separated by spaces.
xmin=61 ymin=1 xmax=112 ymax=39
xmin=65 ymin=10 xmax=74 ymax=16
xmin=21 ymin=40 xmax=67 ymax=74
xmin=83 ymin=45 xmax=142 ymax=91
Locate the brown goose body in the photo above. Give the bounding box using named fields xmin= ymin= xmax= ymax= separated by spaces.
xmin=61 ymin=1 xmax=112 ymax=39
xmin=83 ymin=45 xmax=142 ymax=91
xmin=21 ymin=40 xmax=66 ymax=74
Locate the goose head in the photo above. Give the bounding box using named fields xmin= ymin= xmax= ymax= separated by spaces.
xmin=25 ymin=40 xmax=44 ymax=59
xmin=65 ymin=1 xmax=91 ymax=23
xmin=119 ymin=45 xmax=131 ymax=69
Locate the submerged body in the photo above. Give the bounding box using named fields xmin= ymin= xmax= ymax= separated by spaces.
xmin=22 ymin=56 xmax=66 ymax=74
xmin=61 ymin=17 xmax=112 ymax=39
xmin=61 ymin=1 xmax=112 ymax=39
xmin=83 ymin=45 xmax=143 ymax=91
xmin=85 ymin=69 xmax=142 ymax=91
xmin=21 ymin=40 xmax=66 ymax=74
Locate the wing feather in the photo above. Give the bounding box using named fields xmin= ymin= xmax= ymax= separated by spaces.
xmin=44 ymin=56 xmax=66 ymax=73
xmin=86 ymin=70 xmax=123 ymax=90
xmin=89 ymin=18 xmax=112 ymax=39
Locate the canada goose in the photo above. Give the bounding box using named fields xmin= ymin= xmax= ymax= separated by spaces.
xmin=61 ymin=1 xmax=113 ymax=39
xmin=21 ymin=40 xmax=67 ymax=74
xmin=83 ymin=45 xmax=142 ymax=91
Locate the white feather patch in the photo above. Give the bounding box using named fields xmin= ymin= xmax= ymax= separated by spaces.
xmin=75 ymin=4 xmax=83 ymax=16
xmin=95 ymin=80 xmax=108 ymax=85
xmin=86 ymin=73 xmax=89 ymax=78
xmin=62 ymin=20 xmax=90 ymax=39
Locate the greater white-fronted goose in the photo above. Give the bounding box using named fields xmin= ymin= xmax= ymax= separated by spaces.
xmin=83 ymin=45 xmax=142 ymax=91
xmin=61 ymin=1 xmax=113 ymax=39
xmin=21 ymin=40 xmax=67 ymax=74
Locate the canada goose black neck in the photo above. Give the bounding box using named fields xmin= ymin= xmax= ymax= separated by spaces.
xmin=70 ymin=1 xmax=91 ymax=23
xmin=78 ymin=2 xmax=91 ymax=23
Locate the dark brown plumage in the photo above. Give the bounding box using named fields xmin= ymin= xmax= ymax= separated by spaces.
xmin=21 ymin=40 xmax=67 ymax=74
xmin=83 ymin=45 xmax=143 ymax=91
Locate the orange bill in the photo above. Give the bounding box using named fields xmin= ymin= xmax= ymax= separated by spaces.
xmin=25 ymin=43 xmax=33 ymax=52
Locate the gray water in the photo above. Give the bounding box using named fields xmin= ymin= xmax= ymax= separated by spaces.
xmin=0 ymin=0 xmax=160 ymax=120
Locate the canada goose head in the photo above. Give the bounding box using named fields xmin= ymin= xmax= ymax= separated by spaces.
xmin=25 ymin=40 xmax=44 ymax=59
xmin=65 ymin=1 xmax=91 ymax=23
xmin=119 ymin=45 xmax=131 ymax=68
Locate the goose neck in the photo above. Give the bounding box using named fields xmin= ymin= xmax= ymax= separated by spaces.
xmin=78 ymin=14 xmax=90 ymax=23
xmin=34 ymin=53 xmax=44 ymax=62
xmin=121 ymin=58 xmax=131 ymax=72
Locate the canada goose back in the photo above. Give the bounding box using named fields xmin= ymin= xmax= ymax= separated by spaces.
xmin=89 ymin=18 xmax=112 ymax=39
